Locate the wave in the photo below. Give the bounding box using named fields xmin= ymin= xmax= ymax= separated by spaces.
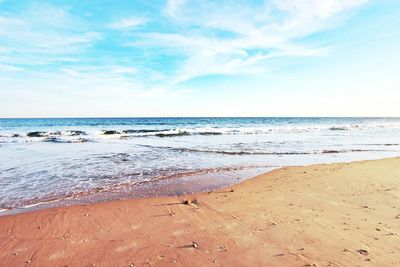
xmin=198 ymin=132 xmax=224 ymax=135
xmin=2 ymin=128 xmax=216 ymax=139
xmin=362 ymin=143 xmax=399 ymax=146
xmin=155 ymin=131 xmax=191 ymax=137
xmin=43 ymin=137 xmax=90 ymax=143
xmin=27 ymin=131 xmax=47 ymax=137
xmin=103 ymin=130 xmax=121 ymax=135
xmin=138 ymin=145 xmax=384 ymax=156
xmin=0 ymin=164 xmax=275 ymax=211
xmin=122 ymin=129 xmax=169 ymax=134
xmin=68 ymin=130 xmax=87 ymax=136
xmin=171 ymin=147 xmax=309 ymax=155
xmin=321 ymin=149 xmax=369 ymax=154
xmin=24 ymin=130 xmax=87 ymax=137
xmin=1 ymin=122 xmax=400 ymax=143
xmin=329 ymin=127 xmax=348 ymax=131
xmin=120 ymin=129 xmax=222 ymax=138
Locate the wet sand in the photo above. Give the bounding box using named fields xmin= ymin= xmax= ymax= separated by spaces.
xmin=0 ymin=158 xmax=399 ymax=266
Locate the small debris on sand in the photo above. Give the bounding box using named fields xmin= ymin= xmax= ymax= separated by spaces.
xmin=182 ymin=200 xmax=191 ymax=205
xmin=182 ymin=199 xmax=198 ymax=206
xmin=357 ymin=249 xmax=369 ymax=256
xmin=218 ymin=245 xmax=229 ymax=252
xmin=192 ymin=242 xmax=198 ymax=248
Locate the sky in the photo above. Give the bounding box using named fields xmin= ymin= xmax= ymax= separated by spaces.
xmin=0 ymin=0 xmax=399 ymax=117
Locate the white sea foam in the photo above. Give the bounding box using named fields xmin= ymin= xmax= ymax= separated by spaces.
xmin=1 ymin=121 xmax=400 ymax=144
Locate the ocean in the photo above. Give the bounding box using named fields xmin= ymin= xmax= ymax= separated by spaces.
xmin=1 ymin=117 xmax=400 ymax=214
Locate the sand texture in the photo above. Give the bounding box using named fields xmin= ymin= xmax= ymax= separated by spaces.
xmin=0 ymin=158 xmax=399 ymax=266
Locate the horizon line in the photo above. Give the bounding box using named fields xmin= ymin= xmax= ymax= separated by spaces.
xmin=1 ymin=116 xmax=399 ymax=119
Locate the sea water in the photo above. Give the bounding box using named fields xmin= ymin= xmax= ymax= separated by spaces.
xmin=1 ymin=117 xmax=400 ymax=213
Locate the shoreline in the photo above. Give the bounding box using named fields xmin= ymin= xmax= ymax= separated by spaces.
xmin=1 ymin=157 xmax=399 ymax=266
xmin=0 ymin=165 xmax=277 ymax=216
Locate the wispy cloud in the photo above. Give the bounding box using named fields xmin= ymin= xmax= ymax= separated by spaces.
xmin=0 ymin=0 xmax=370 ymax=104
xmin=163 ymin=0 xmax=188 ymax=18
xmin=130 ymin=0 xmax=369 ymax=83
xmin=2 ymin=0 xmax=398 ymax=117
xmin=0 ymin=3 xmax=101 ymax=66
xmin=3 ymin=64 xmax=191 ymax=102
xmin=0 ymin=63 xmax=23 ymax=72
xmin=110 ymin=16 xmax=148 ymax=30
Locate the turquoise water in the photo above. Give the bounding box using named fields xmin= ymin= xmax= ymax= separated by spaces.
xmin=1 ymin=117 xmax=400 ymax=213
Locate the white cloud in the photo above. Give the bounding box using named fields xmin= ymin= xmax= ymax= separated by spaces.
xmin=164 ymin=0 xmax=188 ymax=18
xmin=0 ymin=3 xmax=101 ymax=66
xmin=0 ymin=0 xmax=371 ymax=113
xmin=0 ymin=63 xmax=23 ymax=72
xmin=110 ymin=17 xmax=148 ymax=30
xmin=2 ymin=63 xmax=185 ymax=101
xmin=110 ymin=66 xmax=138 ymax=74
xmin=137 ymin=0 xmax=369 ymax=83
xmin=271 ymin=0 xmax=368 ymax=20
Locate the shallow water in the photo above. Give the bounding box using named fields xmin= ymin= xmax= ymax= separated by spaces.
xmin=1 ymin=117 xmax=400 ymax=214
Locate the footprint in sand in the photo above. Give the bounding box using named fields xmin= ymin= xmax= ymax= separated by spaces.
xmin=115 ymin=242 xmax=138 ymax=253
xmin=123 ymin=224 xmax=140 ymax=232
xmin=172 ymin=229 xmax=184 ymax=236
xmin=49 ymin=251 xmax=66 ymax=260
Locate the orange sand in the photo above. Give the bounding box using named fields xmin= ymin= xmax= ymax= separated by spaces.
xmin=0 ymin=158 xmax=399 ymax=266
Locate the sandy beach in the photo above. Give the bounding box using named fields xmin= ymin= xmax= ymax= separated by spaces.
xmin=2 ymin=0 xmax=399 ymax=265
xmin=0 ymin=157 xmax=399 ymax=266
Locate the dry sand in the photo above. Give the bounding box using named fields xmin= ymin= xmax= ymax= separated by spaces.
xmin=0 ymin=158 xmax=399 ymax=266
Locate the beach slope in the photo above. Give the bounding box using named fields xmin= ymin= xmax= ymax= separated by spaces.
xmin=1 ymin=158 xmax=399 ymax=266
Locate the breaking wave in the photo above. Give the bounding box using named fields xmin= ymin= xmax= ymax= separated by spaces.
xmin=2 ymin=122 xmax=400 ymax=144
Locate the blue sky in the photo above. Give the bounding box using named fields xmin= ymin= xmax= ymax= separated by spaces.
xmin=0 ymin=0 xmax=399 ymax=117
